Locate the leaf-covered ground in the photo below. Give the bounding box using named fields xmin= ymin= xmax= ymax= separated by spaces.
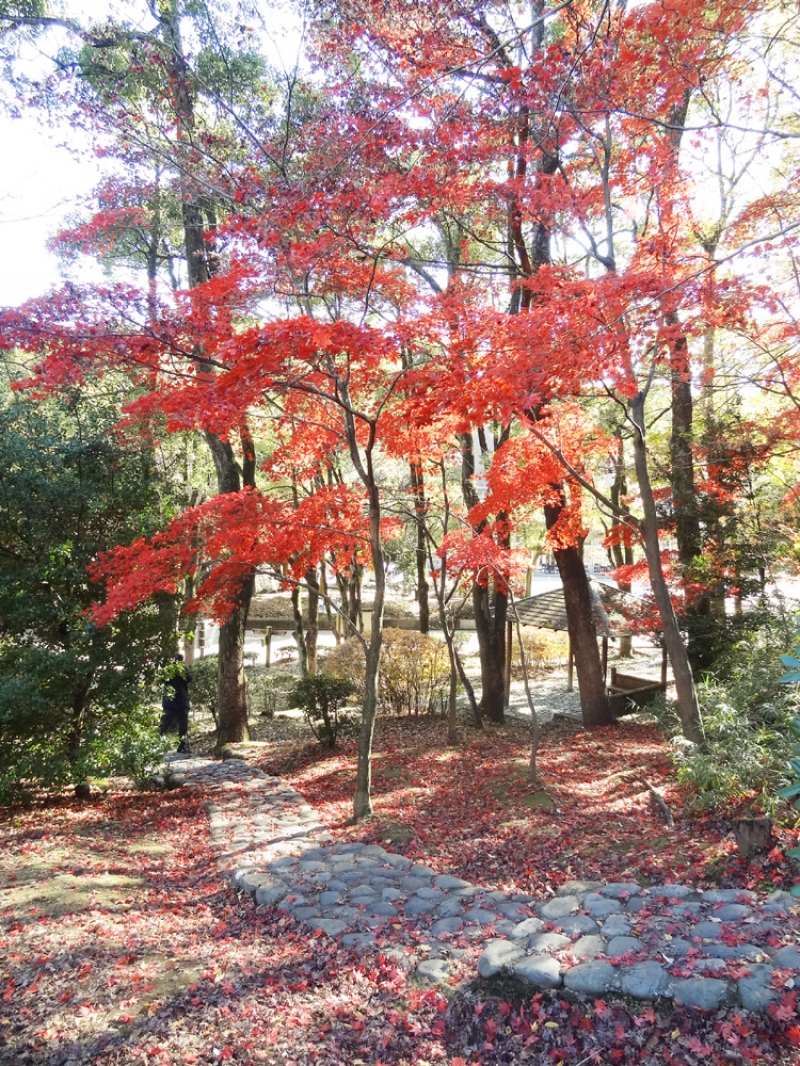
xmin=260 ymin=715 xmax=800 ymax=897
xmin=2 ymin=714 xmax=799 ymax=1066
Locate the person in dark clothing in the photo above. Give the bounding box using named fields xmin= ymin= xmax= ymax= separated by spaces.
xmin=160 ymin=654 xmax=193 ymax=754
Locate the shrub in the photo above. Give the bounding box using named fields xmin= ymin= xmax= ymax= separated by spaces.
xmin=0 ymin=693 xmax=171 ymax=800
xmin=323 ymin=637 xmax=367 ymax=694
xmin=245 ymin=669 xmax=295 ymax=718
xmin=379 ymin=629 xmax=451 ymax=715
xmin=189 ymin=657 xmax=297 ymax=726
xmin=322 ymin=627 xmax=451 ymax=716
xmin=289 ymin=672 xmax=357 ymax=747
xmin=776 ymin=619 xmax=800 ymax=894
xmin=658 ymin=623 xmax=798 ymax=814
xmin=510 ymin=628 xmax=570 ymax=679
xmin=0 ymin=384 xmax=183 ymax=799
xmin=188 ymin=655 xmax=219 ymax=726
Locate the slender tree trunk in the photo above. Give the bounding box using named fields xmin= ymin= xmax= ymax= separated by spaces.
xmin=460 ymin=430 xmax=507 ymax=722
xmin=320 ymin=559 xmax=338 ymax=643
xmin=668 ymin=317 xmax=713 ymax=671
xmin=454 ymin=645 xmax=481 ymax=728
xmin=291 ymin=584 xmax=308 ymax=676
xmin=306 ymin=566 xmax=320 ymax=675
xmin=430 ymin=458 xmax=482 ymax=733
xmin=68 ymin=678 xmax=91 ymax=768
xmin=353 ymin=480 xmax=385 ymax=820
xmin=339 ymin=564 xmax=362 ymax=634
xmin=410 ymin=459 xmax=430 ymax=633
xmin=631 ymin=393 xmax=702 ymax=743
xmin=660 ymin=90 xmax=715 ymax=672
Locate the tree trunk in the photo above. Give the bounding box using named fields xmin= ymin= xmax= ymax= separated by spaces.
xmin=410 ymin=459 xmax=430 ymax=633
xmin=472 ymin=580 xmax=507 ymax=723
xmin=668 ymin=316 xmax=713 ymax=671
xmin=68 ymin=677 xmax=91 ymax=769
xmin=291 ymin=584 xmax=308 ymax=676
xmin=353 ymin=481 xmax=385 ymax=820
xmin=545 ymin=500 xmax=612 ymax=727
xmin=306 ymin=566 xmax=320 ymax=675
xmin=661 ymin=91 xmax=715 ymax=672
xmin=215 ymin=575 xmax=253 ymax=747
xmin=337 ymin=563 xmax=363 ymax=636
xmin=631 ymin=393 xmax=702 ymax=743
xmin=205 ymin=430 xmax=255 ymax=747
xmin=159 ymin=6 xmax=256 ymax=750
xmin=460 ymin=430 xmax=507 ymax=723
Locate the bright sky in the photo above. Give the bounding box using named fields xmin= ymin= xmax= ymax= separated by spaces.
xmin=0 ymin=114 xmax=99 ymax=305
xmin=0 ymin=0 xmax=304 ymax=308
xmin=0 ymin=0 xmax=144 ymax=306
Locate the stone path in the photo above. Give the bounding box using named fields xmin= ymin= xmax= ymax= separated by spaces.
xmin=167 ymin=752 xmax=800 ymax=1013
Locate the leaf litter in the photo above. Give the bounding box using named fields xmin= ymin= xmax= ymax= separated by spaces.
xmin=1 ymin=715 xmax=799 ymax=1065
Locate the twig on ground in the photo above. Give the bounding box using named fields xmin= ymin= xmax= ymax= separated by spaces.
xmin=636 ymin=776 xmax=675 ymax=828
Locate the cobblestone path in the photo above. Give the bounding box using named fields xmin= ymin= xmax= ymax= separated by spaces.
xmin=171 ymin=753 xmax=800 ymax=1012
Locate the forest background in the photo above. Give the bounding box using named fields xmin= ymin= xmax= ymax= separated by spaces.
xmin=2 ymin=0 xmax=800 ymax=823
xmin=6 ymin=3 xmax=800 ymax=1064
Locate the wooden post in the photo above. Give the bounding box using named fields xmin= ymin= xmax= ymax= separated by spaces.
xmin=567 ymin=634 xmax=574 ymax=692
xmin=263 ymin=626 xmax=272 ymax=668
xmin=601 ymin=635 xmax=608 ymax=683
xmin=733 ymin=817 xmax=772 ymax=859
xmin=661 ymin=645 xmax=668 ymax=687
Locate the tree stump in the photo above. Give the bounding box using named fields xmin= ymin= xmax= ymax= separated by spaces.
xmin=733 ymin=817 xmax=772 ymax=860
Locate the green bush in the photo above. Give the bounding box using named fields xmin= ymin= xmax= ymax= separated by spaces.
xmin=776 ymin=619 xmax=800 ymax=894
xmin=661 ymin=623 xmax=798 ymax=813
xmin=245 ymin=668 xmax=295 ymax=718
xmin=0 ymin=383 xmax=184 ymax=799
xmin=0 ymin=686 xmax=171 ymax=800
xmin=289 ymin=672 xmax=357 ymax=748
xmin=187 ymin=657 xmax=296 ymax=732
xmin=322 ymin=627 xmax=451 ymax=716
xmin=188 ymin=655 xmax=220 ymax=726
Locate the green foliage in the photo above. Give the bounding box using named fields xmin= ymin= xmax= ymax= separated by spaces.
xmin=0 ymin=382 xmax=180 ymax=798
xmin=188 ymin=655 xmax=219 ymax=726
xmin=323 ymin=628 xmax=451 ymax=716
xmin=289 ymin=672 xmax=356 ymax=748
xmin=0 ymin=667 xmax=172 ymax=799
xmin=190 ymin=657 xmax=295 ymax=725
xmin=661 ymin=621 xmax=798 ymax=814
xmin=245 ymin=668 xmax=295 ymax=719
xmin=777 ymin=618 xmax=800 ymax=895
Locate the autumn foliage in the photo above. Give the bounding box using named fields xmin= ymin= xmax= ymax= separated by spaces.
xmin=2 ymin=0 xmax=800 ymax=793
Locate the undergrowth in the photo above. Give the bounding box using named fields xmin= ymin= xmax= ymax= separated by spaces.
xmin=657 ymin=619 xmax=800 ymax=817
